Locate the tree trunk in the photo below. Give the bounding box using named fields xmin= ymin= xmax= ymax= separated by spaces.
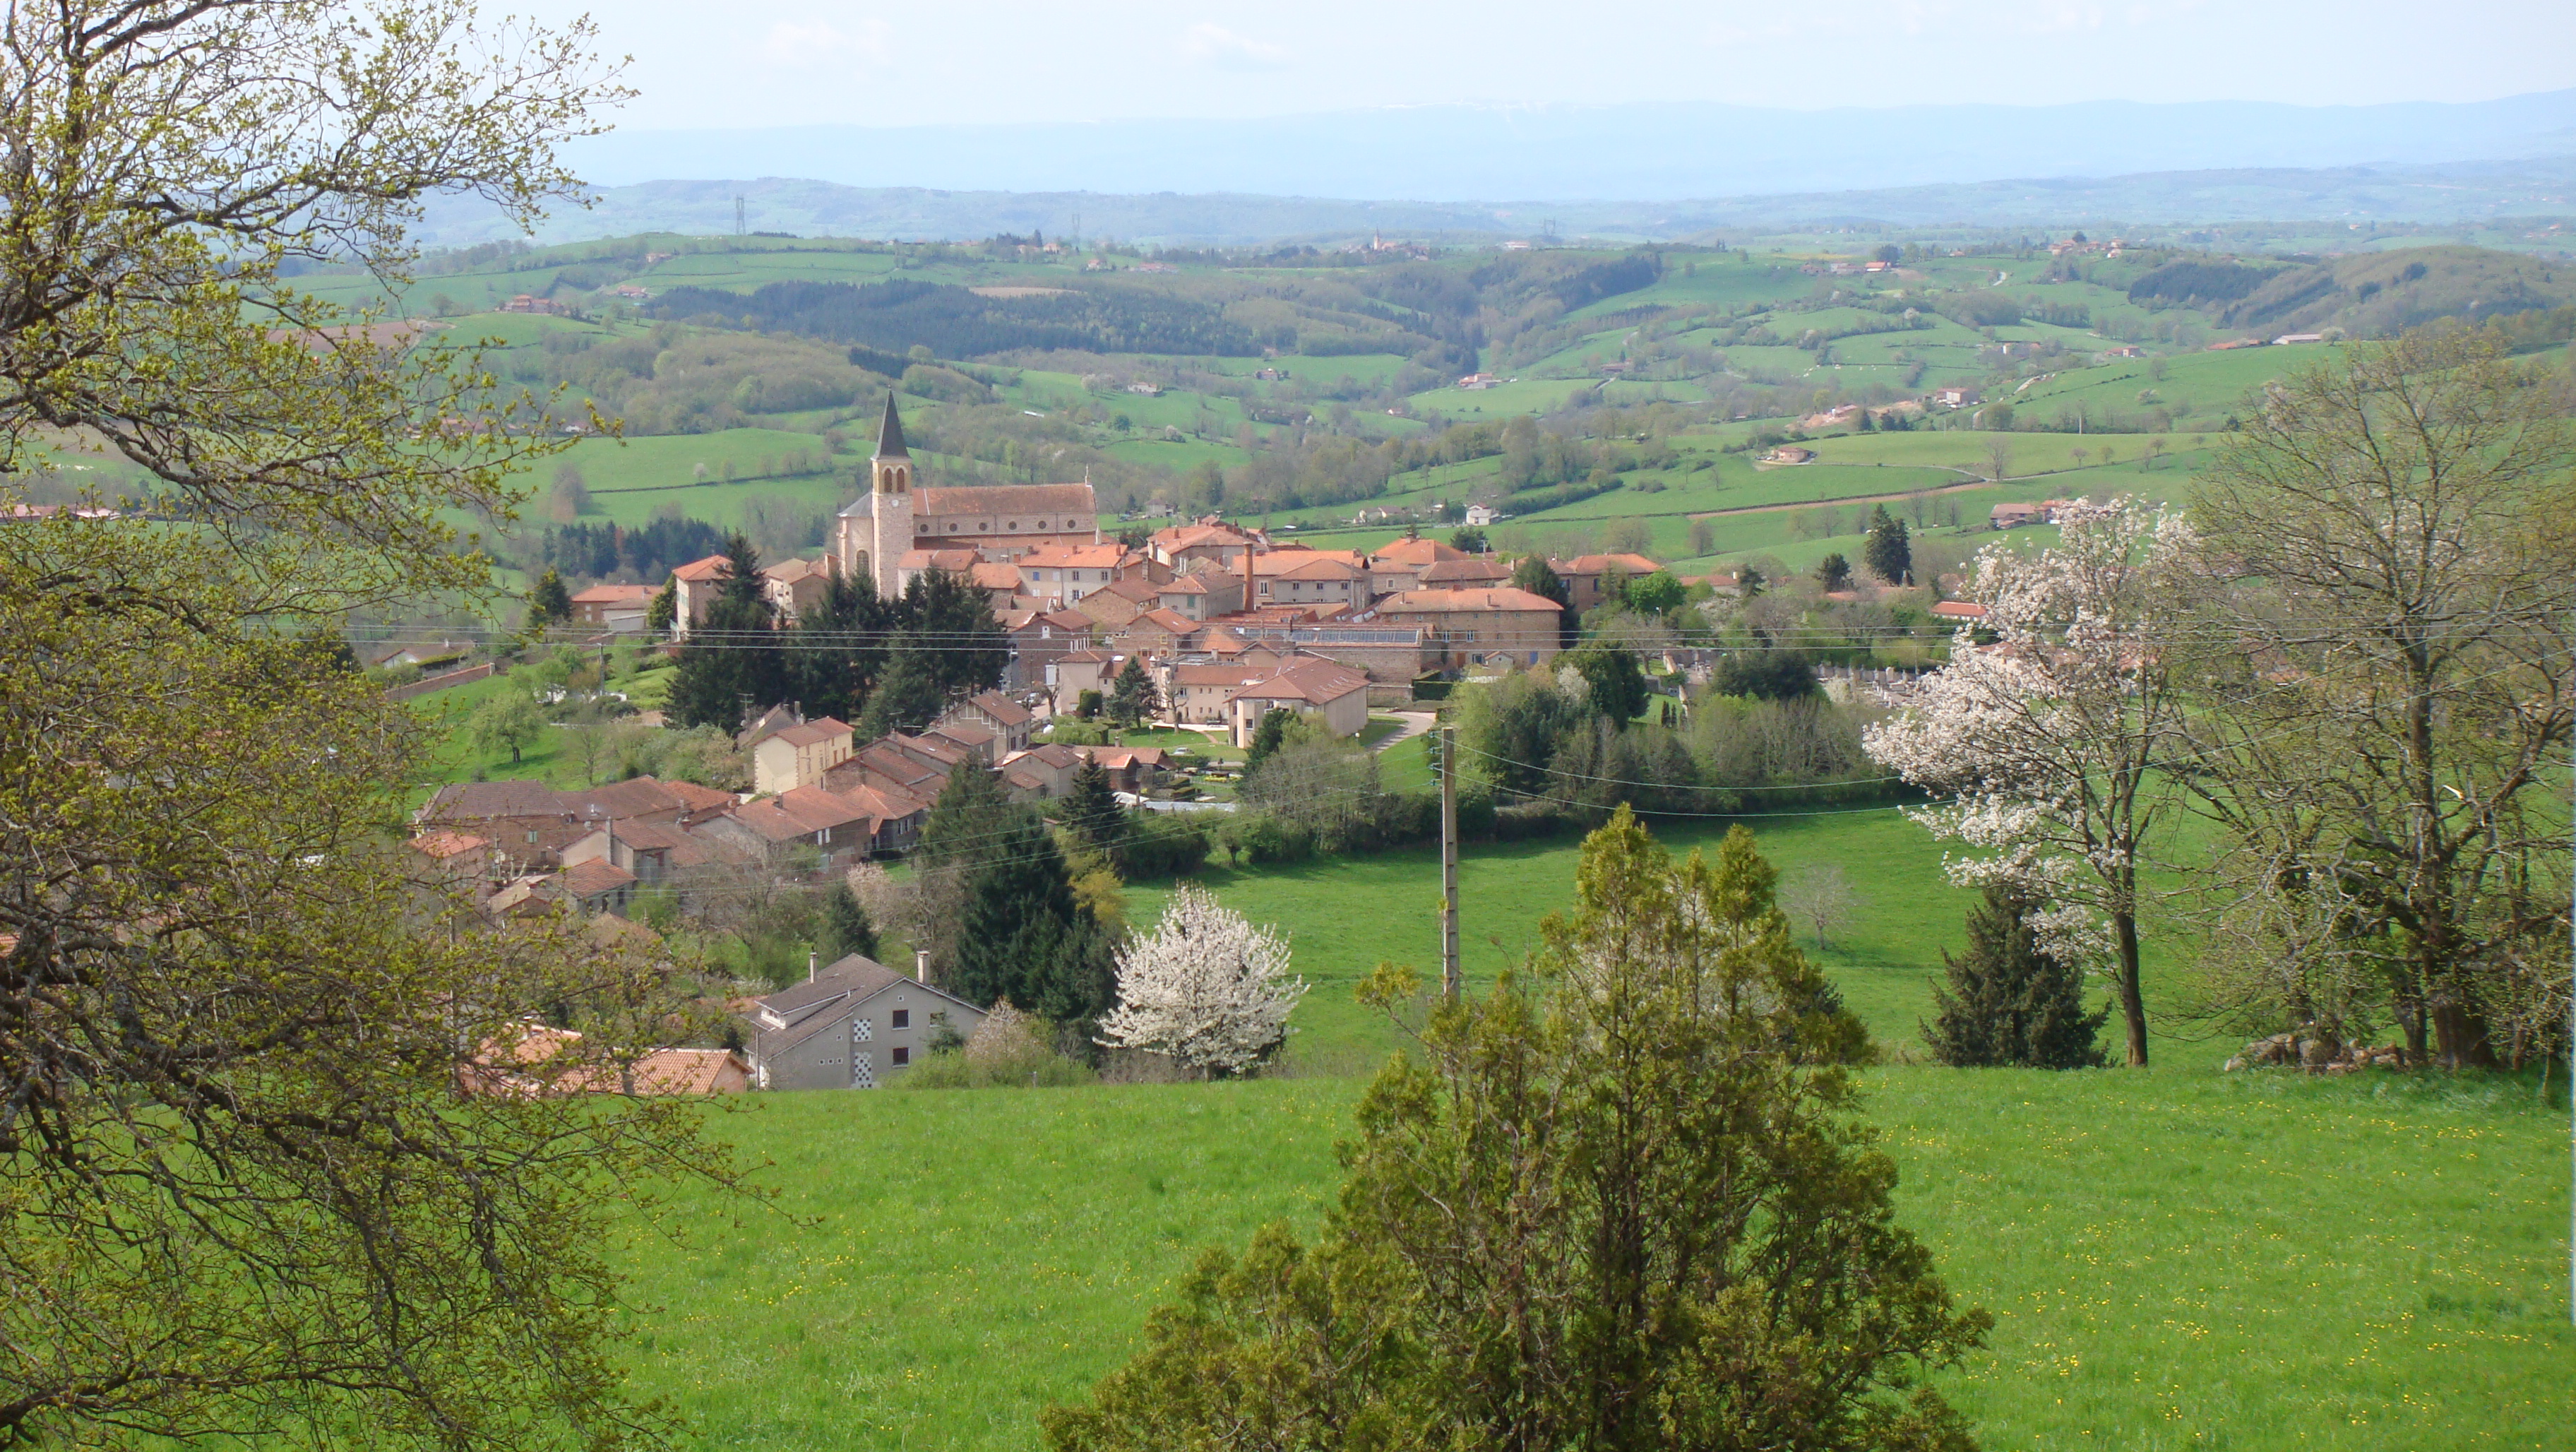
xmin=2115 ymin=909 xmax=2148 ymax=1066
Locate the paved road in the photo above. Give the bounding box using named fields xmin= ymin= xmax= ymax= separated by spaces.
xmin=1373 ymin=710 xmax=1438 ymax=754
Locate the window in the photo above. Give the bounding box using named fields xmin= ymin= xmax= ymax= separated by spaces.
xmin=891 ymin=1046 xmax=910 ymax=1067
xmin=891 ymin=1009 xmax=910 ymax=1029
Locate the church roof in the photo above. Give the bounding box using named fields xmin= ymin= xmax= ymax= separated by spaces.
xmin=873 ymin=392 xmax=909 ymax=459
xmin=915 ymin=483 xmax=1097 ymax=518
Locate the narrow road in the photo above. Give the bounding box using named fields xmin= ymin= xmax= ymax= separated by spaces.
xmin=1372 ymin=710 xmax=1437 ymax=754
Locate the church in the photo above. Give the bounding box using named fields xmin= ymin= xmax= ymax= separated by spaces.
xmin=833 ymin=394 xmax=1102 ymax=598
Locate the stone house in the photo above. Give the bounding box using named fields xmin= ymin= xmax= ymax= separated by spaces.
xmin=746 ymin=955 xmax=989 ymax=1090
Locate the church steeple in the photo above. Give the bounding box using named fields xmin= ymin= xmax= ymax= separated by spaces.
xmin=872 ymin=391 xmax=909 ymax=460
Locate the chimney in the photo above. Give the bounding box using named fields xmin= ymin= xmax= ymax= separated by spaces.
xmin=914 ymin=948 xmax=929 ymax=982
xmin=807 ymin=949 xmax=817 ymax=983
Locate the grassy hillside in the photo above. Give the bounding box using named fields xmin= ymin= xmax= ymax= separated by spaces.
xmin=622 ymin=1062 xmax=2571 ymax=1452
xmin=610 ymin=812 xmax=2572 ymax=1451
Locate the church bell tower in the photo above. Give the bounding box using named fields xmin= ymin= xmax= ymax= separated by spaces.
xmin=866 ymin=391 xmax=912 ymax=599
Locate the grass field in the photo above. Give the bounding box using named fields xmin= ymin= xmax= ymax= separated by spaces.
xmin=615 ymin=809 xmax=2566 ymax=1451
xmin=620 ymin=982 xmax=2573 ymax=1452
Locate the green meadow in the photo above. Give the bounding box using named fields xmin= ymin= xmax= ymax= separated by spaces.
xmin=616 ymin=809 xmax=2576 ymax=1452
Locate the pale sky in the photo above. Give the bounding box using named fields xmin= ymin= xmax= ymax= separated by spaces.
xmin=528 ymin=0 xmax=2575 ymax=131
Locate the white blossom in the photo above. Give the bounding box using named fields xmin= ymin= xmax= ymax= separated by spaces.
xmin=1096 ymin=884 xmax=1306 ymax=1076
xmin=1864 ymin=499 xmax=2190 ymax=1046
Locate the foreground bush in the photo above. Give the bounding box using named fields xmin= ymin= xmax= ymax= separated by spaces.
xmin=1044 ymin=810 xmax=1982 ymax=1452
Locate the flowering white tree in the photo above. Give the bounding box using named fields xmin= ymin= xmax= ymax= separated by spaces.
xmin=1863 ymin=499 xmax=2193 ymax=1065
xmin=1096 ymin=885 xmax=1306 ymax=1076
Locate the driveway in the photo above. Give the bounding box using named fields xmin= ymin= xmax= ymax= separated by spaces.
xmin=1371 ymin=710 xmax=1437 ymax=754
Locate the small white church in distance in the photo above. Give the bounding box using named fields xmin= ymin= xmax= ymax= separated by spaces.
xmin=832 ymin=393 xmax=1102 ymax=597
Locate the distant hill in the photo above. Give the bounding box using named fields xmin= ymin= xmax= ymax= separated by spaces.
xmin=415 ymin=157 xmax=2576 ymax=251
xmin=550 ymin=93 xmax=2576 ymax=201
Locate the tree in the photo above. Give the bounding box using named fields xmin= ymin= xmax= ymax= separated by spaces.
xmin=1448 ymin=525 xmax=1487 ymax=553
xmin=1814 ymin=552 xmax=1854 ymax=591
xmin=1093 ymin=885 xmax=1305 ymax=1076
xmin=1565 ymin=641 xmax=1651 ymax=725
xmin=789 ymin=570 xmax=889 ymax=725
xmin=1063 ymin=758 xmax=1128 ymax=860
xmin=1711 ymin=648 xmax=1818 ymax=701
xmin=1044 ymin=813 xmax=1979 ymax=1452
xmin=1241 ymin=707 xmax=1295 ymax=776
xmin=0 ymin=5 xmax=749 ymax=1444
xmin=1864 ymin=499 xmax=2190 ymax=1066
xmin=1862 ymin=504 xmax=1912 ymax=585
xmin=525 ymin=567 xmax=573 ymax=634
xmin=1622 ymin=567 xmax=1688 ymax=617
xmin=1925 ymin=883 xmax=2110 ymax=1069
xmin=1510 ymin=552 xmax=1576 ymax=648
xmin=1779 ymin=861 xmax=1859 ymax=947
xmin=468 ymin=690 xmax=546 ymax=764
xmin=950 ymin=814 xmax=1117 ymax=1025
xmin=646 ymin=578 xmax=678 ymax=633
xmin=664 ymin=533 xmax=780 ymax=730
xmin=901 ymin=566 xmax=1009 ymax=702
xmin=1983 ymin=434 xmax=2014 ymax=482
xmin=819 ymin=881 xmax=881 ymax=963
xmin=2179 ymin=328 xmax=2576 ymax=1068
xmin=1106 ymin=653 xmax=1160 ymax=728
xmin=854 ymin=635 xmax=945 ymax=739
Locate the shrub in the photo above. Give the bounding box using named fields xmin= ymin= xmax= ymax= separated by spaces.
xmin=1924 ymin=883 xmax=2110 ymax=1069
xmin=1119 ymin=810 xmax=1211 ymax=879
xmin=900 ymin=1002 xmax=1097 ymax=1089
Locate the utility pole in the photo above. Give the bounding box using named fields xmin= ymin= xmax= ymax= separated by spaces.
xmin=1438 ymin=725 xmax=1460 ymax=999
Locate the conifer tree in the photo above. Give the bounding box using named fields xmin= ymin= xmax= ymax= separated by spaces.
xmin=791 ymin=570 xmax=888 ymax=725
xmin=1924 ymin=883 xmax=2109 ymax=1069
xmin=664 ymin=534 xmax=780 ymax=730
xmin=1063 ymin=758 xmax=1128 ymax=861
xmin=950 ymin=813 xmax=1113 ymax=1024
xmin=524 ymin=567 xmax=573 ymax=636
xmin=1241 ymin=707 xmax=1294 ymax=775
xmin=1106 ymin=654 xmax=1159 ymax=727
xmin=1863 ymin=504 xmax=1912 ymax=585
xmin=818 ymin=881 xmax=880 ymax=964
xmin=916 ymin=761 xmax=1019 ymax=870
xmin=854 ymin=632 xmax=944 ymax=739
xmin=902 ymin=566 xmax=1009 ymax=700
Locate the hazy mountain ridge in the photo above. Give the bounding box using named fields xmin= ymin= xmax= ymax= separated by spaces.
xmin=550 ymin=92 xmax=2576 ymax=201
xmin=417 ymin=156 xmax=2576 ymax=251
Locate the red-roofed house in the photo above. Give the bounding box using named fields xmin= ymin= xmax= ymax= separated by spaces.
xmin=1016 ymin=542 xmax=1153 ymax=609
xmin=759 ymin=557 xmax=836 ymax=621
xmin=1253 ymin=551 xmax=1366 ymax=609
xmin=1373 ymin=587 xmax=1567 ymax=667
xmin=569 ymin=583 xmax=658 ymax=630
xmin=1224 ymin=659 xmax=1371 ymax=745
xmin=751 ymin=717 xmax=855 ymax=796
xmin=1155 ymin=569 xmax=1246 ymax=620
xmin=1167 ymin=660 xmax=1277 ymax=725
xmin=669 ymin=554 xmax=733 ymax=637
xmin=939 ymin=690 xmax=1036 ymax=754
xmin=1114 ymin=607 xmax=1203 ymax=657
xmin=1147 ymin=518 xmax=1258 ymax=571
xmin=1049 ymin=649 xmax=1119 ymax=715
xmin=1074 ymin=573 xmax=1164 ymax=629
xmin=1551 ymin=554 xmax=1663 ymax=612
